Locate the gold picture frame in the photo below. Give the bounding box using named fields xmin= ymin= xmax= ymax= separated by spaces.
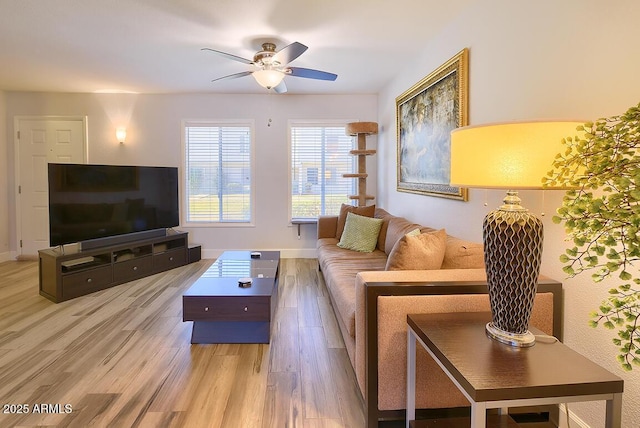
xmin=396 ymin=48 xmax=468 ymax=200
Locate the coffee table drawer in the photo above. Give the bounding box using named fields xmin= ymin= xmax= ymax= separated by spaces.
xmin=183 ymin=296 xmax=270 ymax=322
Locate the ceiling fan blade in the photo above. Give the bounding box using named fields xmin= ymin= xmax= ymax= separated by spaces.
xmin=211 ymin=71 xmax=253 ymax=83
xmin=273 ymin=80 xmax=287 ymax=94
xmin=272 ymin=42 xmax=308 ymax=65
xmin=287 ymin=67 xmax=337 ymax=81
xmin=201 ymin=48 xmax=254 ymax=65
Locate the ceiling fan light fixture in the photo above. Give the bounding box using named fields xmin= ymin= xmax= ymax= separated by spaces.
xmin=204 ymin=41 xmax=336 ymax=92
xmin=253 ymin=69 xmax=285 ymax=89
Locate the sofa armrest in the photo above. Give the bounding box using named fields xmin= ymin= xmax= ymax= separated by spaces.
xmin=317 ymin=215 xmax=338 ymax=239
xmin=354 ymin=269 xmax=563 ymax=426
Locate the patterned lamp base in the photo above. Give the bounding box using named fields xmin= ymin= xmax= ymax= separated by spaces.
xmin=483 ymin=191 xmax=544 ymax=347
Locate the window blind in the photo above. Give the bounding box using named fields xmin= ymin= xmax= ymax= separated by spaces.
xmin=184 ymin=123 xmax=252 ymax=223
xmin=290 ymin=124 xmax=354 ymax=220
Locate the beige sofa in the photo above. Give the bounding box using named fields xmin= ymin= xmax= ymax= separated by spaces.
xmin=317 ymin=207 xmax=563 ymax=427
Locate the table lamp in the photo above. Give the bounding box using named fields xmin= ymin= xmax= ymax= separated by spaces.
xmin=450 ymin=121 xmax=583 ymax=347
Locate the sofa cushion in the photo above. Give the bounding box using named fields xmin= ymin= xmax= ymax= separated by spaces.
xmin=337 ymin=212 xmax=384 ymax=253
xmin=317 ymin=237 xmax=340 ymax=250
xmin=441 ymin=236 xmax=485 ymax=269
xmin=384 ymin=216 xmax=426 ymax=255
xmin=322 ymin=256 xmax=387 ymax=340
xmin=318 ymin=239 xmax=387 ymax=266
xmin=336 ymin=203 xmax=376 ymax=239
xmin=317 ymin=215 xmax=339 ymax=239
xmin=374 ymin=208 xmax=394 ymax=251
xmin=385 ymin=229 xmax=447 ymax=270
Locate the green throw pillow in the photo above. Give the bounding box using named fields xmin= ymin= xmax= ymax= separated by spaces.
xmin=406 ymin=228 xmax=421 ymax=237
xmin=337 ymin=212 xmax=384 ymax=252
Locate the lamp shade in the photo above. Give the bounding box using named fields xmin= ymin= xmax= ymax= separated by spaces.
xmin=116 ymin=127 xmax=127 ymax=144
xmin=252 ymin=69 xmax=285 ymax=89
xmin=450 ymin=121 xmax=584 ymax=189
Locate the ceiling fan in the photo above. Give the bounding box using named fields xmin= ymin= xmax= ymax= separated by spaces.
xmin=202 ymin=41 xmax=337 ymax=93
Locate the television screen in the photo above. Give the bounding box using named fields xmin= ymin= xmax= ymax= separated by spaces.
xmin=48 ymin=163 xmax=179 ymax=246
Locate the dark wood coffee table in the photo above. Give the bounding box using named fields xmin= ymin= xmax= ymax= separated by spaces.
xmin=406 ymin=312 xmax=624 ymax=428
xmin=182 ymin=251 xmax=280 ymax=344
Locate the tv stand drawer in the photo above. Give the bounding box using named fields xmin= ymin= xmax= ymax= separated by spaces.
xmin=62 ymin=265 xmax=112 ymax=300
xmin=113 ymin=256 xmax=153 ymax=283
xmin=153 ymin=248 xmax=186 ymax=273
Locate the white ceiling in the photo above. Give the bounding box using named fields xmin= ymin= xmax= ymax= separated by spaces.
xmin=0 ymin=0 xmax=476 ymax=94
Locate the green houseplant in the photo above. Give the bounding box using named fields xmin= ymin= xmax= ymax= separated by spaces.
xmin=544 ymin=102 xmax=640 ymax=370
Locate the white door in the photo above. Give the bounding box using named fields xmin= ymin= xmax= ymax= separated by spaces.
xmin=15 ymin=117 xmax=87 ymax=258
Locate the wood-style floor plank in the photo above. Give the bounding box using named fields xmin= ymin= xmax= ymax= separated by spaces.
xmin=318 ymin=295 xmax=344 ymax=350
xmin=299 ymin=327 xmax=343 ymax=420
xmin=0 ymin=258 xmax=365 ymax=428
xmin=329 ymin=349 xmax=366 ymax=427
xmin=220 ymin=344 xmax=269 ymax=428
xmin=278 ymin=258 xmax=299 ymax=309
xmin=269 ymin=306 xmax=300 ymax=373
xmin=262 ymin=372 xmax=302 ymax=428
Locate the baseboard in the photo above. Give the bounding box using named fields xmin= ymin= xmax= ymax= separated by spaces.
xmin=0 ymin=250 xmax=11 ymax=263
xmin=280 ymin=248 xmax=317 ymax=258
xmin=557 ymin=404 xmax=590 ymax=428
xmin=201 ymin=248 xmax=317 ymax=260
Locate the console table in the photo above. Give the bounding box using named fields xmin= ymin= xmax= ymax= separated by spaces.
xmin=406 ymin=312 xmax=624 ymax=428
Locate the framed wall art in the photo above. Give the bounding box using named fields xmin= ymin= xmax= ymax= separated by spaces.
xmin=396 ymin=48 xmax=468 ymax=200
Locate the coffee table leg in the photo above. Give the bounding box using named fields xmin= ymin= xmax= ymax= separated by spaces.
xmin=406 ymin=328 xmax=416 ymax=428
xmin=471 ymin=402 xmax=486 ymax=428
xmin=606 ymin=392 xmax=622 ymax=428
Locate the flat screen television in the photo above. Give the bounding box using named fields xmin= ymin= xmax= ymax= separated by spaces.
xmin=48 ymin=163 xmax=179 ymax=247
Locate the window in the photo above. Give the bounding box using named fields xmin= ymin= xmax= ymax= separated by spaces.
xmin=183 ymin=121 xmax=253 ymax=224
xmin=290 ymin=123 xmax=354 ymax=220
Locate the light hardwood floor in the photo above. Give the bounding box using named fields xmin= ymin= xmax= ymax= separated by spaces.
xmin=0 ymin=258 xmax=366 ymax=428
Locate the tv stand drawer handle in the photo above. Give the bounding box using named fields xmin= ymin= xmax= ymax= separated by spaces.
xmin=86 ymin=278 xmax=92 ymax=283
xmin=169 ymin=256 xmax=174 ymax=261
xmin=204 ymin=307 xmax=209 ymax=312
xmin=133 ymin=266 xmax=138 ymax=271
xmin=244 ymin=306 xmax=248 ymax=312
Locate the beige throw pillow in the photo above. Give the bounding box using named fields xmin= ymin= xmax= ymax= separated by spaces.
xmin=335 ymin=203 xmax=376 ymax=239
xmin=385 ymin=229 xmax=447 ymax=270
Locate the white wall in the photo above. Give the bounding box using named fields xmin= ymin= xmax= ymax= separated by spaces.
xmin=5 ymin=92 xmax=377 ymax=258
xmin=0 ymin=91 xmax=9 ymax=261
xmin=377 ymin=1 xmax=640 ymax=427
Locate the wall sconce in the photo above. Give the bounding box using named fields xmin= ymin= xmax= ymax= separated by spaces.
xmin=116 ymin=127 xmax=127 ymax=144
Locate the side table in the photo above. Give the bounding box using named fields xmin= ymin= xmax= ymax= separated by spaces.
xmin=406 ymin=312 xmax=624 ymax=428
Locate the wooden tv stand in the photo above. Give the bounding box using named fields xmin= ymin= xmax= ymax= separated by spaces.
xmin=38 ymin=230 xmax=190 ymax=303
